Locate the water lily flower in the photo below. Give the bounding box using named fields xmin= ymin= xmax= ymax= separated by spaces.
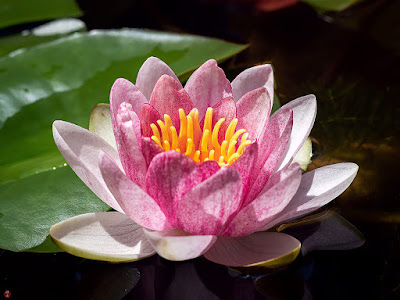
xmin=51 ymin=57 xmax=358 ymax=268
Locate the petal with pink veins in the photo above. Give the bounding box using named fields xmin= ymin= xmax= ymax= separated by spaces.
xmin=231 ymin=64 xmax=274 ymax=107
xmin=246 ymin=108 xmax=293 ymax=204
xmin=141 ymin=137 xmax=163 ymax=167
xmin=150 ymin=75 xmax=194 ymax=129
xmin=109 ymin=78 xmax=147 ymax=124
xmin=140 ymin=103 xmax=162 ymax=138
xmin=114 ymin=103 xmax=147 ymax=188
xmin=143 ymin=228 xmax=217 ymax=261
xmin=135 ymin=56 xmax=180 ymax=100
xmin=266 ymin=163 xmax=359 ymax=229
xmin=99 ymin=152 xmax=174 ymax=231
xmin=274 ymin=95 xmax=317 ymax=171
xmin=145 ymin=151 xmax=203 ymax=224
xmin=53 ymin=120 xmax=124 ymax=212
xmin=236 ymin=87 xmax=271 ymax=141
xmin=176 ymin=167 xmax=242 ymax=235
xmin=185 ymin=59 xmax=232 ymax=120
xmin=50 ymin=212 xmax=155 ymax=262
xmin=223 ymin=163 xmax=302 ymax=237
xmin=204 ymin=232 xmax=300 ymax=267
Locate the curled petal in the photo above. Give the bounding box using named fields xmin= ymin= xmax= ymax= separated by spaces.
xmin=143 ymin=228 xmax=217 ymax=261
xmin=99 ymin=151 xmax=174 ymax=231
xmin=274 ymin=95 xmax=317 ymax=171
xmin=231 ymin=64 xmax=274 ymax=107
xmin=52 ymin=120 xmax=123 ymax=212
xmin=88 ymin=103 xmax=117 ymax=149
xmin=266 ymin=163 xmax=359 ymax=229
xmin=204 ymin=232 xmax=300 ymax=267
xmin=50 ymin=212 xmax=155 ymax=262
xmin=135 ymin=56 xmax=179 ymax=100
xmin=185 ymin=59 xmax=232 ymax=120
xmin=176 ymin=167 xmax=243 ymax=235
xmin=223 ymin=163 xmax=302 ymax=237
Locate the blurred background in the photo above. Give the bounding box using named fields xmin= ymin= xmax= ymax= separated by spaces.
xmin=0 ymin=0 xmax=399 ymax=299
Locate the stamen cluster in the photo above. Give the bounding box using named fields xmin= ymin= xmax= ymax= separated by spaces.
xmin=150 ymin=108 xmax=251 ymax=167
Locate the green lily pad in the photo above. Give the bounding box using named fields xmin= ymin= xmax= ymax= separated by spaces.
xmin=0 ymin=29 xmax=247 ymax=252
xmin=0 ymin=0 xmax=82 ymax=29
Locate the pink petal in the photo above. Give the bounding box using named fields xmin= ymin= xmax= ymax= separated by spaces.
xmin=236 ymin=87 xmax=271 ymax=141
xmin=223 ymin=163 xmax=302 ymax=237
xmin=141 ymin=137 xmax=163 ymax=167
xmin=150 ymin=75 xmax=194 ymax=129
xmin=99 ymin=151 xmax=174 ymax=231
xmin=266 ymin=163 xmax=359 ymax=229
xmin=109 ymin=78 xmax=147 ymax=126
xmin=204 ymin=232 xmax=300 ymax=267
xmin=230 ymin=142 xmax=258 ymax=198
xmin=176 ymin=167 xmax=242 ymax=235
xmin=53 ymin=120 xmax=123 ymax=212
xmin=140 ymin=103 xmax=162 ymax=138
xmin=274 ymin=95 xmax=317 ymax=171
xmin=197 ymin=160 xmax=221 ymax=181
xmin=231 ymin=64 xmax=274 ymax=107
xmin=200 ymin=96 xmax=237 ymax=144
xmin=114 ymin=103 xmax=147 ymax=188
xmin=143 ymin=228 xmax=217 ymax=261
xmin=184 ymin=59 xmax=232 ymax=120
xmin=145 ymin=151 xmax=203 ymax=224
xmin=135 ymin=57 xmax=180 ymax=100
xmin=246 ymin=108 xmax=293 ymax=204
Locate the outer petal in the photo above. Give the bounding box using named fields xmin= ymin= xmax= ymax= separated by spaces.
xmin=184 ymin=59 xmax=232 ymax=120
xmin=145 ymin=151 xmax=203 ymax=223
xmin=204 ymin=232 xmax=300 ymax=267
xmin=223 ymin=163 xmax=302 ymax=237
xmin=88 ymin=103 xmax=117 ymax=149
xmin=53 ymin=120 xmax=123 ymax=212
xmin=143 ymin=228 xmax=217 ymax=261
xmin=231 ymin=64 xmax=274 ymax=107
xmin=274 ymin=95 xmax=317 ymax=171
xmin=150 ymin=75 xmax=194 ymax=129
xmin=110 ymin=78 xmax=147 ymax=124
xmin=246 ymin=108 xmax=293 ymax=204
xmin=236 ymin=87 xmax=271 ymax=141
xmin=266 ymin=163 xmax=359 ymax=229
xmin=114 ymin=103 xmax=147 ymax=188
xmin=50 ymin=212 xmax=155 ymax=262
xmin=176 ymin=167 xmax=242 ymax=236
xmin=135 ymin=56 xmax=180 ymax=100
xmin=99 ymin=152 xmax=174 ymax=231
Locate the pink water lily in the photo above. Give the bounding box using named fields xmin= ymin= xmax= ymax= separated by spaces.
xmin=50 ymin=57 xmax=358 ymax=267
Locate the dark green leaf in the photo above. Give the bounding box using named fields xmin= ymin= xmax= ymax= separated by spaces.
xmin=0 ymin=0 xmax=82 ymax=29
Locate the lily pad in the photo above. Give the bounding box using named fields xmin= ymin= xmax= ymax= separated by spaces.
xmin=0 ymin=0 xmax=82 ymax=29
xmin=0 ymin=29 xmax=247 ymax=252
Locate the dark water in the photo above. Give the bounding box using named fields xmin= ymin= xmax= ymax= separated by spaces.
xmin=1 ymin=0 xmax=400 ymax=299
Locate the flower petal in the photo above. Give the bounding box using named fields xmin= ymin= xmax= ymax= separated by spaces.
xmin=204 ymin=232 xmax=300 ymax=267
xmin=88 ymin=103 xmax=117 ymax=149
xmin=223 ymin=163 xmax=302 ymax=237
xmin=231 ymin=64 xmax=274 ymax=107
xmin=141 ymin=137 xmax=163 ymax=167
xmin=140 ymin=103 xmax=162 ymax=138
xmin=150 ymin=75 xmax=194 ymax=129
xmin=274 ymin=95 xmax=317 ymax=171
xmin=114 ymin=103 xmax=147 ymax=188
xmin=50 ymin=212 xmax=155 ymax=262
xmin=292 ymin=137 xmax=312 ymax=171
xmin=266 ymin=163 xmax=359 ymax=228
xmin=135 ymin=56 xmax=180 ymax=100
xmin=246 ymin=108 xmax=293 ymax=204
xmin=143 ymin=228 xmax=217 ymax=261
xmin=110 ymin=78 xmax=147 ymax=124
xmin=185 ymin=59 xmax=232 ymax=119
xmin=52 ymin=120 xmax=123 ymax=212
xmin=236 ymin=87 xmax=271 ymax=141
xmin=145 ymin=151 xmax=203 ymax=223
xmin=176 ymin=167 xmax=242 ymax=235
xmin=99 ymin=151 xmax=174 ymax=231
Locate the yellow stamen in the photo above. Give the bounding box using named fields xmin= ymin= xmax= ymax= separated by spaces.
xmin=227 ymin=153 xmax=240 ymax=165
xmin=237 ymin=140 xmax=252 ymax=155
xmin=185 ymin=138 xmax=194 ymax=156
xmin=151 ymin=136 xmax=162 ymax=148
xmin=221 ymin=140 xmax=228 ymax=161
xmin=212 ymin=118 xmax=224 ymax=150
xmin=150 ymin=123 xmax=160 ymax=140
xmin=178 ymin=109 xmax=187 ymax=139
xmin=209 ymin=150 xmax=215 ymax=160
xmin=228 ymin=140 xmax=237 ymax=158
xmin=194 ymin=150 xmax=201 ymax=163
xmin=225 ymin=118 xmax=238 ymax=142
xmin=157 ymin=120 xmax=168 ymax=144
xmin=187 ymin=115 xmax=193 ymax=141
xmin=163 ymin=140 xmax=170 ymax=151
xmin=170 ymin=126 xmax=178 ymax=150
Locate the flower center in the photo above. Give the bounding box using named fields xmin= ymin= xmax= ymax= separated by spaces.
xmin=150 ymin=107 xmax=251 ymax=167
